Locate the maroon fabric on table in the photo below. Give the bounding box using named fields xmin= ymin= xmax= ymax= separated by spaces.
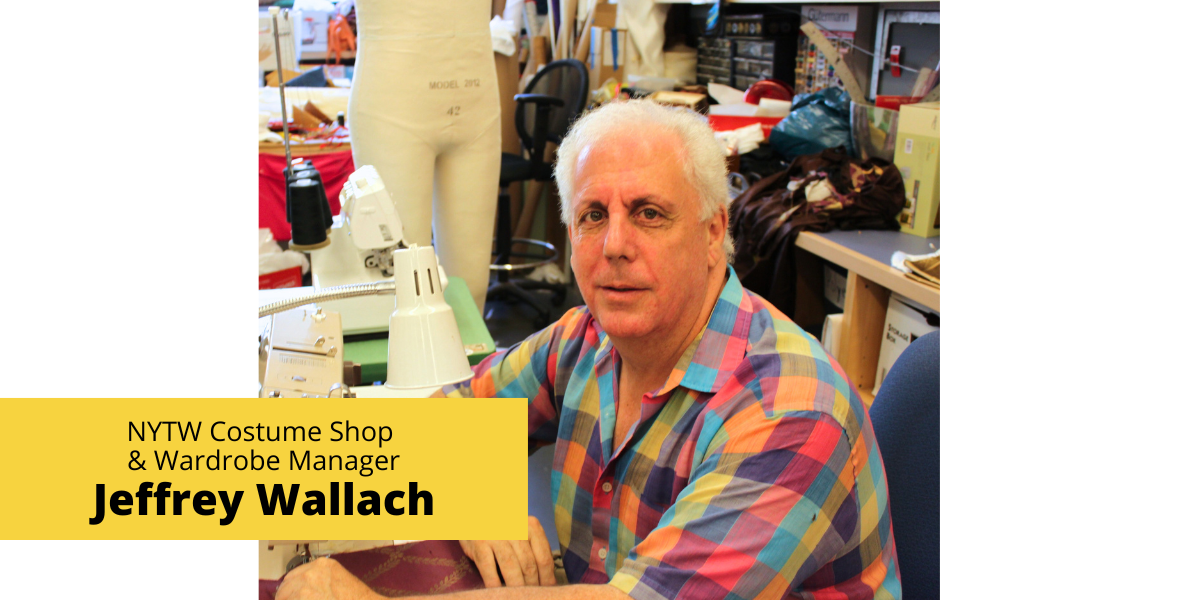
xmin=259 ymin=150 xmax=356 ymax=242
xmin=260 ymin=540 xmax=486 ymax=599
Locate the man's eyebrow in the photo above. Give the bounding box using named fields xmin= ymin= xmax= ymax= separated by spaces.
xmin=575 ymin=199 xmax=606 ymax=215
xmin=629 ymin=196 xmax=675 ymax=211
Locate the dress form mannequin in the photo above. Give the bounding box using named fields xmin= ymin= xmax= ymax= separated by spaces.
xmin=350 ymin=0 xmax=501 ymax=313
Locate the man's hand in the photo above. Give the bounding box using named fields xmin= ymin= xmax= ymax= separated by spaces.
xmin=460 ymin=516 xmax=556 ymax=588
xmin=276 ymin=557 xmax=380 ymax=600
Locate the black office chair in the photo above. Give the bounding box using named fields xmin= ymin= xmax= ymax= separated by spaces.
xmin=490 ymin=59 xmax=589 ymax=328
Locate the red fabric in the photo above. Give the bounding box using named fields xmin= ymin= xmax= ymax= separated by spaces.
xmin=259 ymin=150 xmax=356 ymax=241
xmin=259 ymin=266 xmax=303 ymax=290
xmin=259 ymin=540 xmax=487 ymax=599
xmin=707 ymin=115 xmax=783 ymax=141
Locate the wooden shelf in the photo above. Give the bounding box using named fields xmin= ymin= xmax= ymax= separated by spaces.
xmin=793 ymin=229 xmax=938 ymax=406
xmin=796 ymin=230 xmax=938 ymax=311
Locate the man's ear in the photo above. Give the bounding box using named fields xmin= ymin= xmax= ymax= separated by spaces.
xmin=707 ymin=205 xmax=728 ymax=268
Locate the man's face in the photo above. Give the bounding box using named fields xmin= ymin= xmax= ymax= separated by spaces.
xmin=567 ymin=127 xmax=726 ymax=342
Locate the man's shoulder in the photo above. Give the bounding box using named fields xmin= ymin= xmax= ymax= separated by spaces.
xmin=722 ymin=290 xmax=864 ymax=429
xmin=740 ymin=289 xmax=837 ymax=376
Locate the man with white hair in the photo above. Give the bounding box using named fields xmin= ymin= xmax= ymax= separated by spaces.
xmin=279 ymin=100 xmax=900 ymax=600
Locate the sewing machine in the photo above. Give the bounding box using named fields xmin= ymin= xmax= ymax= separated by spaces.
xmin=258 ymin=306 xmax=349 ymax=398
xmin=309 ymin=165 xmax=428 ymax=335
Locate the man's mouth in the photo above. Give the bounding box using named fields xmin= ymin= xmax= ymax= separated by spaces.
xmin=599 ymin=284 xmax=647 ymax=293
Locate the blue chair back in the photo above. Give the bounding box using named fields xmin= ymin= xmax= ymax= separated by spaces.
xmin=870 ymin=330 xmax=939 ymax=599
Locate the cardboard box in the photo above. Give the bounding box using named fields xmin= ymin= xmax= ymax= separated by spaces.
xmin=893 ymin=102 xmax=940 ymax=238
xmin=589 ymin=27 xmax=627 ymax=91
xmin=872 ymin=294 xmax=939 ymax=396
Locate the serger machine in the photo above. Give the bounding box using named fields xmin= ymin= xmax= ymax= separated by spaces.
xmin=309 ymin=165 xmax=440 ymax=334
xmin=259 ymin=166 xmax=474 ymax=398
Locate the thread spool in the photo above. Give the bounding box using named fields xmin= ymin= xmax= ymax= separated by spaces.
xmin=284 ymin=164 xmax=332 ymax=232
xmin=288 ymin=178 xmax=331 ymax=250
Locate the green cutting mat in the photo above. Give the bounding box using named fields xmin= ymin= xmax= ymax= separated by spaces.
xmin=342 ymin=277 xmax=495 ymax=384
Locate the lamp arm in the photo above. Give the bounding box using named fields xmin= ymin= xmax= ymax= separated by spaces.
xmin=258 ymin=280 xmax=396 ymax=318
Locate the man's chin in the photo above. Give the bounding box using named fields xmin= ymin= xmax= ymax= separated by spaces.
xmin=592 ymin=309 xmax=655 ymax=341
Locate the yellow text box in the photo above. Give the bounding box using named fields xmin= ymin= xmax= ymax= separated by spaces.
xmin=0 ymin=398 xmax=527 ymax=540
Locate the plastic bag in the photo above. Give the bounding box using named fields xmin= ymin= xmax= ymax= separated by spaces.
xmin=769 ymin=88 xmax=854 ymax=161
xmin=850 ymin=101 xmax=899 ymax=161
xmin=259 ymin=228 xmax=310 ymax=276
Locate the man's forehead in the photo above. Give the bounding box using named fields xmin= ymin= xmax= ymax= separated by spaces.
xmin=573 ymin=126 xmax=684 ymax=177
xmin=567 ymin=128 xmax=703 ymax=218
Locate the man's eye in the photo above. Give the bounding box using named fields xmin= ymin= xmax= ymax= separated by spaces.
xmin=641 ymin=208 xmax=659 ymax=219
xmin=582 ymin=210 xmax=603 ymax=223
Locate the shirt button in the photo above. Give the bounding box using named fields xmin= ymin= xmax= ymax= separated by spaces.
xmin=602 ymin=482 xmax=613 ymax=493
xmin=598 ymin=547 xmax=608 ymax=559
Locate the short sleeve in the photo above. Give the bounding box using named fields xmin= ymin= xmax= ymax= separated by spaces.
xmin=441 ymin=307 xmax=588 ymax=447
xmin=608 ymin=410 xmax=858 ymax=600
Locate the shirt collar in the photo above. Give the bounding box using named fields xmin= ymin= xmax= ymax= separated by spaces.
xmin=653 ymin=264 xmax=754 ymax=396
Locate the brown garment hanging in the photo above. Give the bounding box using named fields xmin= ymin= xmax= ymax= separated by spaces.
xmin=729 ymin=146 xmax=906 ymax=312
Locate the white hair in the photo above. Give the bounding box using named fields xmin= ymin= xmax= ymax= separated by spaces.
xmin=553 ymin=100 xmax=734 ymax=260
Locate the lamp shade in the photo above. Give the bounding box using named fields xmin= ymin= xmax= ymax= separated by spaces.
xmin=385 ymin=246 xmax=474 ymax=391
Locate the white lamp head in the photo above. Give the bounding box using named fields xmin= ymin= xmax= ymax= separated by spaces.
xmin=384 ymin=245 xmax=473 ymax=393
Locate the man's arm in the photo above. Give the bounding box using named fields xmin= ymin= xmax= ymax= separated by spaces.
xmin=419 ymin=312 xmax=593 ymax=590
xmin=275 ymin=557 xmax=633 ymax=600
xmin=606 ymin=409 xmax=863 ymax=600
xmin=438 ymin=308 xmax=589 ymax=451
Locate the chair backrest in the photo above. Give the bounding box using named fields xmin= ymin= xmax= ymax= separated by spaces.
xmin=869 ymin=330 xmax=939 ymax=599
xmin=516 ymin=59 xmax=589 ymax=151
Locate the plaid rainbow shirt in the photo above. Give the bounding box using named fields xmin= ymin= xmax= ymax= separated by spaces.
xmin=443 ymin=266 xmax=900 ymax=599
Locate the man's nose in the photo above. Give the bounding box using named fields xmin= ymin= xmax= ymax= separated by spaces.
xmin=602 ymin=215 xmax=635 ymax=261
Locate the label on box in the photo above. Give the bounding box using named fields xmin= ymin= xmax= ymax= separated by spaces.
xmin=873 ymin=295 xmax=938 ymax=396
xmin=823 ymin=266 xmax=847 ymax=310
xmin=801 ymin=5 xmax=857 ymax=32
